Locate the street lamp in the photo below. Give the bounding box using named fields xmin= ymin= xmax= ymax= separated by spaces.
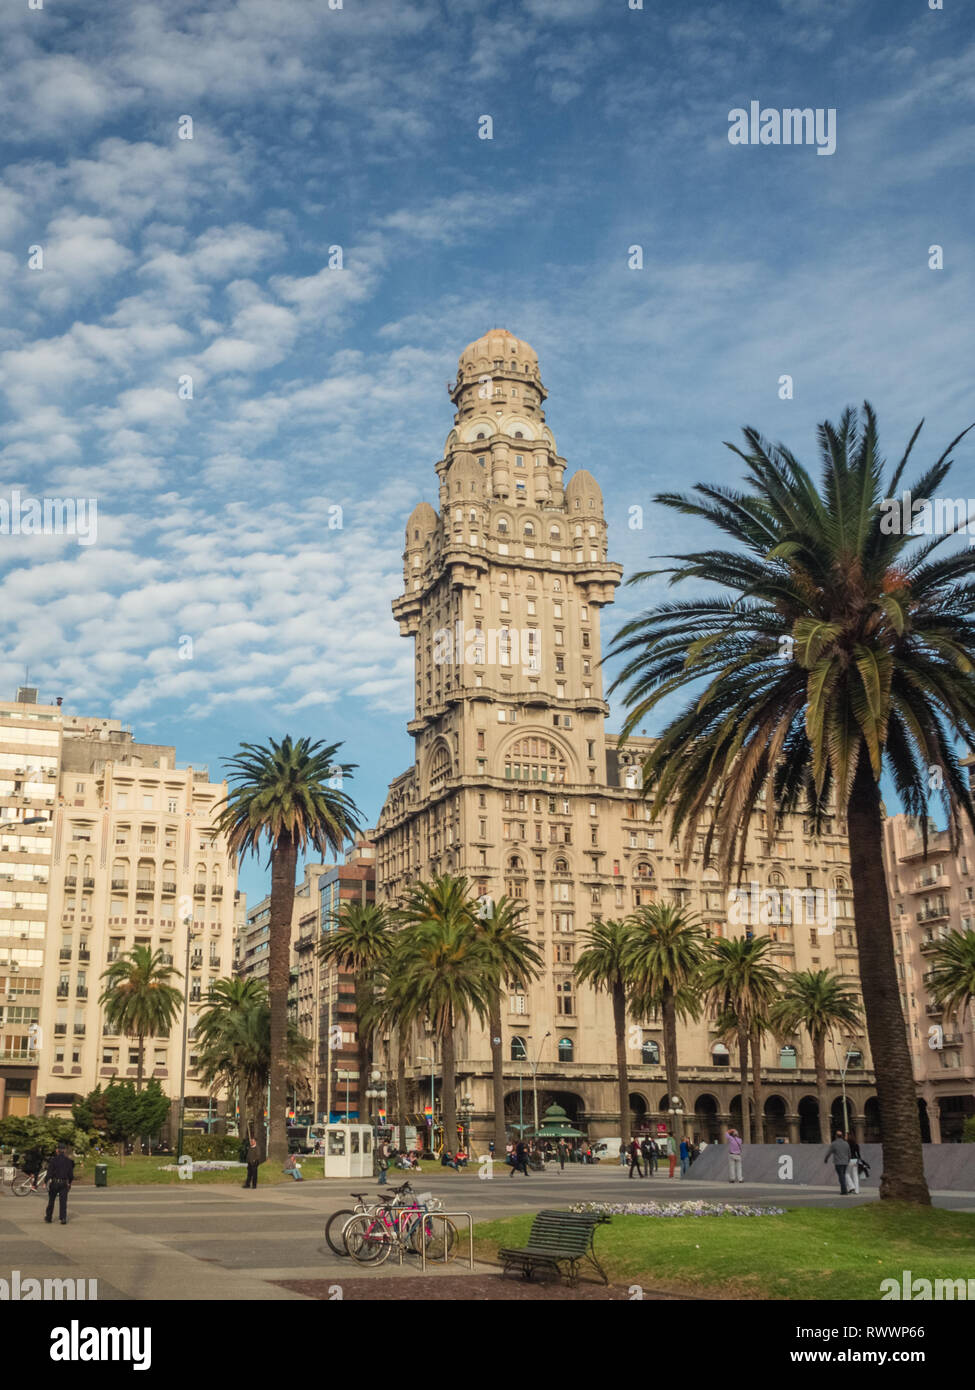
xmin=834 ymin=1040 xmax=856 ymax=1136
xmin=670 ymin=1094 xmax=685 ymax=1145
xmin=459 ymin=1095 xmax=475 ymax=1153
xmin=419 ymin=1053 xmax=437 ymax=1153
xmin=365 ymin=1068 xmax=388 ymax=1136
xmin=176 ymin=916 xmax=200 ymax=1161
xmin=529 ymin=1033 xmax=550 ymax=1136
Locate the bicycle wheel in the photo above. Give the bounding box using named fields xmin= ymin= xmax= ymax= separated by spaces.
xmin=12 ymin=1174 xmax=34 ymax=1197
xmin=412 ymin=1213 xmax=457 ymax=1261
xmin=325 ymin=1209 xmax=358 ymax=1257
xmin=343 ymin=1214 xmax=393 ymax=1266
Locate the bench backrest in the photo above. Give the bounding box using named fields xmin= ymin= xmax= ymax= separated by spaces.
xmin=525 ymin=1210 xmax=601 ymax=1253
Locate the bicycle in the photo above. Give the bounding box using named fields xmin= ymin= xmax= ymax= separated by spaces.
xmin=343 ymin=1191 xmax=456 ymax=1267
xmin=325 ymin=1181 xmax=417 ymax=1258
xmin=10 ymin=1171 xmax=47 ymax=1197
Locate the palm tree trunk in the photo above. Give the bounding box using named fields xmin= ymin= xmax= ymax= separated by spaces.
xmin=612 ymin=981 xmax=630 ymax=1145
xmin=489 ymin=998 xmax=507 ymax=1154
xmin=355 ymin=976 xmax=371 ymax=1124
xmin=267 ymin=834 xmax=298 ymax=1165
xmin=737 ymin=1023 xmax=749 ymax=1143
xmin=750 ymin=1031 xmax=763 ymax=1143
xmin=848 ymin=754 xmax=930 ymax=1203
xmin=441 ymin=1017 xmax=457 ymax=1156
xmin=813 ymin=1032 xmax=829 ymax=1144
xmin=395 ymin=1026 xmax=408 ymax=1152
xmin=136 ymin=1033 xmax=145 ymax=1093
xmin=661 ymin=983 xmax=683 ymax=1140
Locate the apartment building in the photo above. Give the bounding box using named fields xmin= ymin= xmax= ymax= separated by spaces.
xmin=0 ymin=686 xmax=239 ymax=1123
xmin=884 ymin=805 xmax=975 ymax=1141
xmin=373 ymin=330 xmax=877 ymax=1148
xmin=316 ymin=839 xmax=376 ymax=1124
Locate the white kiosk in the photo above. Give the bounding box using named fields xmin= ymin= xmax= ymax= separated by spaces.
xmin=322 ymin=1123 xmax=373 ymax=1179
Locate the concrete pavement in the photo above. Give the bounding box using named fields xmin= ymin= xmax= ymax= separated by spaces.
xmin=3 ymin=1166 xmax=973 ymax=1301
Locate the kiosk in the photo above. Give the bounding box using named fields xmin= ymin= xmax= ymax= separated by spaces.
xmin=321 ymin=1123 xmax=373 ymax=1178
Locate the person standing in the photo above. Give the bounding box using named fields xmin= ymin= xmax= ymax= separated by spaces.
xmin=243 ymin=1136 xmax=261 ymax=1189
xmin=845 ymin=1133 xmax=861 ymax=1194
xmin=44 ymin=1143 xmax=74 ymax=1225
xmin=627 ymin=1137 xmax=644 ymax=1179
xmin=640 ymin=1135 xmax=654 ymax=1176
xmin=679 ymin=1137 xmax=690 ymax=1177
xmin=726 ymin=1128 xmax=744 ymax=1183
xmin=377 ymin=1140 xmax=390 ymax=1185
xmin=824 ymin=1131 xmax=851 ymax=1195
xmin=667 ymin=1132 xmax=678 ymax=1178
xmin=557 ymin=1139 xmax=567 ymax=1172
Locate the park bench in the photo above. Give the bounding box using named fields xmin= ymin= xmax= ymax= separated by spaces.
xmin=499 ymin=1209 xmax=610 ymax=1287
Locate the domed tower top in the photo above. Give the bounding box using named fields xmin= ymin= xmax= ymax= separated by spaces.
xmin=449 ymin=328 xmax=547 ymax=411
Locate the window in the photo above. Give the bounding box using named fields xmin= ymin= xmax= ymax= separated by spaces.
xmin=558 ymin=1037 xmax=574 ymax=1063
xmin=779 ymin=1045 xmax=798 ymax=1069
xmin=711 ymin=1044 xmax=730 ymax=1067
xmin=641 ymin=1040 xmax=659 ymax=1064
xmin=555 ymin=980 xmax=574 ymax=1015
xmin=510 ymin=1036 xmax=528 ymax=1061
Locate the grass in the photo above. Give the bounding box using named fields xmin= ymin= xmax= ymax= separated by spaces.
xmin=66 ymin=1153 xmax=330 ymax=1186
xmin=472 ymin=1203 xmax=975 ymax=1300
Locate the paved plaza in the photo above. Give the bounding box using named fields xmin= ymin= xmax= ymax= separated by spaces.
xmin=3 ymin=1166 xmax=974 ymax=1301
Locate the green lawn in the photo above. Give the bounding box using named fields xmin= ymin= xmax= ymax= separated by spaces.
xmin=472 ymin=1204 xmax=975 ymax=1300
xmin=68 ymin=1153 xmax=330 ymax=1186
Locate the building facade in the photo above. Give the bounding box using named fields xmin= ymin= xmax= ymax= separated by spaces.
xmin=884 ymin=807 xmax=975 ymax=1141
xmin=316 ymin=839 xmax=376 ymax=1124
xmin=373 ymin=330 xmax=880 ymax=1148
xmin=1 ymin=686 xmax=239 ymax=1126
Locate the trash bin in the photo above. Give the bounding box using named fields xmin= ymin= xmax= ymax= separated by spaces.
xmin=94 ymin=1163 xmax=107 ymax=1188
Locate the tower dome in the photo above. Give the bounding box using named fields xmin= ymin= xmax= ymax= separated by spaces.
xmin=456 ymin=329 xmax=539 ymax=378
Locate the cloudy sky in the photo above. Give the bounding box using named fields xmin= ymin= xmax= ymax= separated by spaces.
xmin=2 ymin=0 xmax=972 ymax=902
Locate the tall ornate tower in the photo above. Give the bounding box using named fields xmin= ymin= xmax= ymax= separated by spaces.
xmin=375 ymin=330 xmax=872 ymax=1151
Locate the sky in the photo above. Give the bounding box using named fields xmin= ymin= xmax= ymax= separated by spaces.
xmin=1 ymin=0 xmax=973 ymax=906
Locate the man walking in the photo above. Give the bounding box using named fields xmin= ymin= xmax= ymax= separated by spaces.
xmin=557 ymin=1139 xmax=567 ymax=1172
xmin=627 ymin=1137 xmax=644 ymax=1179
xmin=726 ymin=1128 xmax=743 ymax=1183
xmin=508 ymin=1139 xmax=530 ymax=1177
xmin=640 ymin=1135 xmax=654 ymax=1176
xmin=243 ymin=1136 xmax=261 ymax=1189
xmin=44 ymin=1142 xmax=74 ymax=1225
xmin=824 ymin=1130 xmax=852 ymax=1195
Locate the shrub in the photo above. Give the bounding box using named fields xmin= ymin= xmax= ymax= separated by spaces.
xmin=962 ymin=1117 xmax=975 ymax=1144
xmin=180 ymin=1133 xmax=242 ymax=1161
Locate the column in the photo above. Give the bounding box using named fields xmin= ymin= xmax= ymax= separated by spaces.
xmin=787 ymin=1114 xmax=800 ymax=1144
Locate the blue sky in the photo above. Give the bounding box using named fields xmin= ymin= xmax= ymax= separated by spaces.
xmin=1 ymin=0 xmax=973 ymax=905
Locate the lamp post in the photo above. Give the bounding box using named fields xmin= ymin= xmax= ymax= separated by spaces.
xmin=529 ymin=1033 xmax=550 ymax=1137
xmin=459 ymin=1095 xmax=475 ymax=1154
xmin=419 ymin=1053 xmax=436 ymax=1153
xmin=365 ymin=1068 xmax=388 ymax=1136
xmin=670 ymin=1094 xmax=685 ymax=1147
xmin=833 ymin=1040 xmax=855 ymax=1136
xmin=176 ymin=917 xmax=198 ymax=1161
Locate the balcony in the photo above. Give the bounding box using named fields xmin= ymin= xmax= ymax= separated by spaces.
xmin=111 ymin=879 xmax=129 ymax=892
xmin=64 ymin=875 xmax=77 ymax=887
xmin=54 ymin=1023 xmax=67 ymax=1036
xmin=56 ymin=984 xmax=69 ymax=998
xmin=919 ymin=937 xmax=945 ymax=954
xmin=73 ymin=1024 xmax=85 ymax=1037
xmin=161 ymin=882 xmax=176 ymax=895
xmin=917 ymin=905 xmax=950 ymax=924
xmin=59 ymin=947 xmax=72 ymax=961
xmin=926 ymin=1002 xmax=943 ymax=1016
xmin=942 ymin=1032 xmax=965 ymax=1048
xmin=76 ymin=986 xmax=88 ymax=1000
xmin=107 ymin=951 xmax=120 ymax=962
xmin=211 ymin=885 xmax=223 ymax=898
xmin=78 ymin=948 xmax=90 ymax=962
xmin=160 ymin=953 xmax=174 ymax=966
xmin=190 ymin=953 xmax=203 ymax=968
xmin=136 ymin=880 xmax=155 ymax=895
xmin=83 ymin=877 xmax=94 ymax=888
xmin=193 ymin=883 xmax=207 ymax=897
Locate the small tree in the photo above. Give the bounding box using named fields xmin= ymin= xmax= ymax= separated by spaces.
xmin=103 ymin=1081 xmax=145 ymax=1162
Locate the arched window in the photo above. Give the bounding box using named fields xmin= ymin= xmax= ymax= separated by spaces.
xmin=510 ymin=1036 xmax=527 ymax=1061
xmin=711 ymin=1044 xmax=730 ymax=1068
xmin=635 ymin=862 xmax=653 ymax=879
xmin=497 ymin=518 xmax=509 ymax=534
xmin=641 ymin=1040 xmax=660 ymax=1064
xmin=523 ymin=521 xmax=534 ymax=537
xmin=549 ymin=525 xmax=561 ymax=540
xmin=508 ymin=855 xmax=524 ymax=872
xmin=503 ymin=738 xmax=568 ymax=784
xmin=779 ymin=1045 xmax=798 ymax=1069
xmin=558 ymin=1037 xmax=574 ymax=1063
xmin=429 ymin=744 xmax=451 ymax=787
xmin=553 ymin=857 xmax=569 ymax=874
xmin=769 ymin=870 xmax=785 ymax=887
xmin=553 ymin=579 xmax=562 ymax=592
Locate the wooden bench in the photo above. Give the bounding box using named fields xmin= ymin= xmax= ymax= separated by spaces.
xmin=499 ymin=1209 xmax=610 ymax=1286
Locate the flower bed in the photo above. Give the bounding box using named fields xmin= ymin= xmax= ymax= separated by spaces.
xmin=569 ymin=1200 xmax=785 ymax=1218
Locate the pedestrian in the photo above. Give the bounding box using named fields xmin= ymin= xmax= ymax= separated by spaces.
xmin=377 ymin=1141 xmax=390 ymax=1185
xmin=679 ymin=1137 xmax=690 ymax=1177
xmin=243 ymin=1136 xmax=260 ymax=1189
xmin=557 ymin=1139 xmax=567 ymax=1172
xmin=726 ymin=1128 xmax=743 ymax=1183
xmin=667 ymin=1132 xmax=678 ymax=1178
xmin=824 ymin=1130 xmax=851 ymax=1195
xmin=21 ymin=1145 xmax=46 ymax=1191
xmin=639 ymin=1135 xmax=654 ymax=1176
xmin=43 ymin=1142 xmax=74 ymax=1225
xmin=845 ymin=1132 xmax=861 ymax=1194
xmin=627 ymin=1137 xmax=644 ymax=1179
xmin=283 ymin=1153 xmax=304 ymax=1182
xmin=509 ymin=1140 xmax=530 ymax=1177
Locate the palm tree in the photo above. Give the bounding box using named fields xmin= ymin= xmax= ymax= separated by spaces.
xmin=393 ymin=876 xmax=492 ymax=1154
xmin=925 ymin=929 xmax=975 ymax=1030
xmin=574 ymin=919 xmax=635 ymax=1146
xmin=214 ymin=736 xmax=362 ymax=1162
xmin=196 ymin=978 xmax=311 ymax=1157
xmin=626 ymin=902 xmax=708 ymax=1138
xmin=474 ymin=895 xmax=544 ymax=1152
xmin=609 ymin=405 xmax=975 ymax=1202
xmin=317 ymin=902 xmax=393 ymax=1125
xmin=700 ymin=936 xmax=781 ymax=1141
xmin=195 ymin=977 xmax=268 ymax=1144
xmin=770 ymin=969 xmax=863 ymax=1142
xmin=360 ymin=955 xmax=410 ymax=1152
xmin=99 ymin=946 xmax=183 ymax=1091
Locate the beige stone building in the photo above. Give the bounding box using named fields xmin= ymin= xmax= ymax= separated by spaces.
xmin=374 ymin=331 xmax=879 ymax=1148
xmin=0 ymin=687 xmax=239 ymax=1125
xmin=883 ymin=803 xmax=975 ymax=1141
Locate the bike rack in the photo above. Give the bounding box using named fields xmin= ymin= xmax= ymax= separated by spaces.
xmin=393 ymin=1207 xmax=475 ymax=1272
